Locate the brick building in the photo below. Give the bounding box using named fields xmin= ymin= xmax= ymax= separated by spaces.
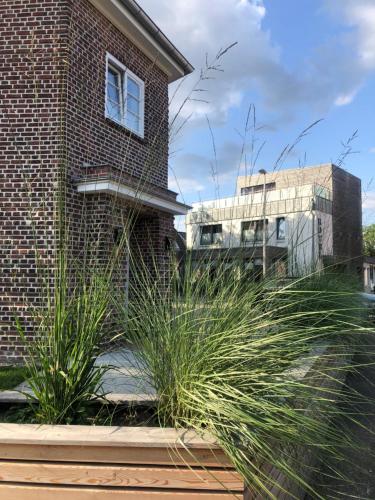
xmin=0 ymin=0 xmax=193 ymax=363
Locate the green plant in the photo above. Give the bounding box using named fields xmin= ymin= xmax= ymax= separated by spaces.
xmin=119 ymin=253 xmax=369 ymax=498
xmin=16 ymin=248 xmax=113 ymax=424
xmin=0 ymin=366 xmax=29 ymax=391
xmin=363 ymin=224 xmax=375 ymax=257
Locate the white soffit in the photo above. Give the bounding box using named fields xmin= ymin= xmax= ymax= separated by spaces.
xmin=77 ymin=180 xmax=190 ymax=215
xmin=88 ymin=0 xmax=186 ymax=82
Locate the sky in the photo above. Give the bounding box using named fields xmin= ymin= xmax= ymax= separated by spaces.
xmin=138 ymin=0 xmax=375 ymax=228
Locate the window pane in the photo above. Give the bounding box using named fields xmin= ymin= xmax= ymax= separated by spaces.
xmin=255 ymin=221 xmax=264 ymax=241
xmin=127 ymin=95 xmax=140 ymax=115
xmin=108 ymin=83 xmax=120 ymax=102
xmin=107 ymin=66 xmax=121 ymax=121
xmin=127 ymin=77 xmax=140 ymax=98
xmin=242 ymin=221 xmax=254 ymax=242
xmin=212 ymin=225 xmax=222 ymax=244
xmin=200 ymin=227 xmax=211 ymax=245
xmin=106 ymin=101 xmax=121 ymax=122
xmin=126 ymin=112 xmax=140 ymax=132
xmin=108 ymin=68 xmax=119 ymax=86
xmin=277 ymin=218 xmax=285 ymax=239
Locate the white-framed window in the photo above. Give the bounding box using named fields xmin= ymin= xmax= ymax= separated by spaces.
xmin=105 ymin=53 xmax=145 ymax=138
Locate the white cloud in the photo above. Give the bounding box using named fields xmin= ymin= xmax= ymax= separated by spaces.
xmin=369 ymin=147 xmax=375 ymax=154
xmin=325 ymin=1 xmax=375 ymax=106
xmin=363 ymin=191 xmax=375 ymax=211
xmin=169 ymin=176 xmax=205 ymax=195
xmin=341 ymin=1 xmax=375 ymax=69
xmin=139 ymin=0 xmax=304 ymax=125
xmin=139 ymin=0 xmax=375 ymax=129
xmin=135 ymin=0 xmax=375 ymax=200
xmin=334 ymin=88 xmax=360 ymax=106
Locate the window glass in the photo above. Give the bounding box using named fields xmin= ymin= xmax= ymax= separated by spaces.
xmin=255 ymin=220 xmax=265 ymax=241
xmin=127 ymin=95 xmax=140 ymax=115
xmin=106 ymin=56 xmax=144 ymax=137
xmin=241 ymin=182 xmax=276 ymax=195
xmin=242 ymin=221 xmax=255 ymax=242
xmin=126 ymin=112 xmax=140 ymax=133
xmin=200 ymin=226 xmax=212 ymax=246
xmin=212 ymin=224 xmax=222 ymax=244
xmin=106 ymin=66 xmax=121 ymax=121
xmin=277 ymin=217 xmax=286 ymax=240
xmin=200 ymin=225 xmax=222 ymax=245
xmin=107 ymin=69 xmax=118 ymax=86
xmin=127 ymin=77 xmax=141 ymax=98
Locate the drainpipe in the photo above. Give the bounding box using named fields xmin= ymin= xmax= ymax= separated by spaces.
xmin=259 ymin=169 xmax=267 ymax=277
xmin=311 ymin=198 xmax=316 ymax=270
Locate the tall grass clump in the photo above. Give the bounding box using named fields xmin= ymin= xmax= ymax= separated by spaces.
xmin=120 ymin=252 xmax=369 ymax=498
xmin=16 ymin=247 xmax=113 ymax=424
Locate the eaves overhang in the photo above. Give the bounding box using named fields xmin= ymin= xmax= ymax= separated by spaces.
xmin=88 ymin=0 xmax=194 ymax=83
xmin=76 ymin=179 xmax=191 ymax=216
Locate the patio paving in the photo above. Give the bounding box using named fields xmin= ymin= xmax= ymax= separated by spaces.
xmin=0 ymin=348 xmax=156 ymax=405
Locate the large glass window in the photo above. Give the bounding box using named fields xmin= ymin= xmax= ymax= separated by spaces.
xmin=200 ymin=224 xmax=222 ymax=245
xmin=242 ymin=220 xmax=267 ymax=242
xmin=255 ymin=220 xmax=266 ymax=241
xmin=241 ymin=221 xmax=255 ymax=242
xmin=106 ymin=54 xmax=144 ymax=137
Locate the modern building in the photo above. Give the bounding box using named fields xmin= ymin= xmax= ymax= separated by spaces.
xmin=364 ymin=257 xmax=375 ymax=293
xmin=0 ymin=0 xmax=192 ymax=363
xmin=186 ymin=164 xmax=362 ymax=278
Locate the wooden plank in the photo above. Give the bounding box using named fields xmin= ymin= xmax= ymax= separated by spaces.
xmin=0 ymin=424 xmax=219 ymax=449
xmin=0 ymin=444 xmax=232 ymax=467
xmin=0 ymin=484 xmax=239 ymax=499
xmin=0 ymin=461 xmax=244 ymax=491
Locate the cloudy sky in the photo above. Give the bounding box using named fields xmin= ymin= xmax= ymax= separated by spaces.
xmin=138 ymin=0 xmax=375 ymax=227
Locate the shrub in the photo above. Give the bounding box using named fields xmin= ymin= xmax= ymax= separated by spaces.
xmin=16 ymin=249 xmax=112 ymax=424
xmin=119 ymin=254 xmax=368 ymax=497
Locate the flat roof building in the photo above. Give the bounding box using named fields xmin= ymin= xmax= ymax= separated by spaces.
xmin=186 ymin=164 xmax=362 ymax=278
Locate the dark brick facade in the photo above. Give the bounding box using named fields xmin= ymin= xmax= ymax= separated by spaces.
xmin=0 ymin=0 xmax=184 ymax=363
xmin=331 ymin=165 xmax=363 ymax=273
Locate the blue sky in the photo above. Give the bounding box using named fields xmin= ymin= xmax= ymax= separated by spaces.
xmin=138 ymin=0 xmax=375 ymax=227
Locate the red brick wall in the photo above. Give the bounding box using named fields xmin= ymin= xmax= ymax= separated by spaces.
xmin=63 ymin=0 xmax=173 ymax=305
xmin=0 ymin=0 xmax=175 ymax=363
xmin=66 ymin=0 xmax=169 ymax=189
xmin=0 ymin=0 xmax=70 ymax=363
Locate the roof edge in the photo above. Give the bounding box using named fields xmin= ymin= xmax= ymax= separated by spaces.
xmin=118 ymin=0 xmax=194 ymax=76
xmin=88 ymin=0 xmax=194 ymax=82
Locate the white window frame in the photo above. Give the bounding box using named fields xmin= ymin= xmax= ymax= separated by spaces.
xmin=105 ymin=53 xmax=145 ymax=138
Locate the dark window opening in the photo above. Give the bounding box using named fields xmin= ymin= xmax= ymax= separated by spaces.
xmin=241 ymin=182 xmax=276 ymax=195
xmin=242 ymin=220 xmax=268 ymax=242
xmin=200 ymin=224 xmax=222 ymax=246
xmin=276 ymin=217 xmax=286 ymax=240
